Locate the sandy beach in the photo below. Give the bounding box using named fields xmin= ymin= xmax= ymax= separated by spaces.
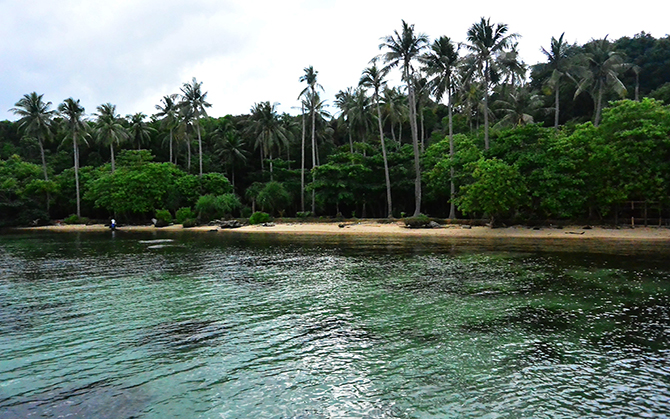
xmin=16 ymin=220 xmax=670 ymax=241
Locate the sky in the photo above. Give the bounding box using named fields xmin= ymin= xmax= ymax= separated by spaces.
xmin=2 ymin=0 xmax=668 ymax=122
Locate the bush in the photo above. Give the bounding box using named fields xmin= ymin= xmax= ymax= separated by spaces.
xmin=155 ymin=209 xmax=172 ymax=223
xmin=249 ymin=211 xmax=271 ymax=225
xmin=240 ymin=206 xmax=252 ymax=218
xmin=195 ymin=193 xmax=241 ymax=222
xmin=296 ymin=211 xmax=311 ymax=218
xmin=64 ymin=214 xmax=90 ymax=225
xmin=182 ymin=218 xmax=197 ymax=228
xmin=175 ymin=207 xmax=195 ymax=224
xmin=403 ymin=214 xmax=431 ymax=228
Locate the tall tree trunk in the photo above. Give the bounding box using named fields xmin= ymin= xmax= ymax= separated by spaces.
xmin=300 ymin=105 xmax=306 ymax=213
xmin=38 ymin=137 xmax=50 ymax=214
xmin=197 ymin=122 xmax=203 ymax=176
xmin=484 ymin=71 xmax=490 ymax=150
xmin=187 ymin=140 xmax=191 ymax=173
xmin=594 ymin=82 xmax=604 ymax=127
xmin=554 ymin=81 xmax=560 ymax=129
xmin=169 ymin=129 xmax=173 ymax=164
xmin=311 ymin=101 xmax=317 ymax=215
xmin=73 ymin=134 xmax=81 ymax=217
xmin=376 ymin=97 xmax=393 ymax=218
xmin=408 ymin=80 xmax=421 ymax=217
xmin=448 ymin=88 xmax=456 ymax=220
xmin=110 ymin=143 xmax=116 ymax=173
xmin=420 ymin=106 xmax=425 ymax=153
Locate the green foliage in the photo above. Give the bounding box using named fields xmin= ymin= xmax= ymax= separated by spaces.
xmin=85 ymin=162 xmax=184 ymax=217
xmin=195 ymin=193 xmax=241 ymax=222
xmin=0 ymin=155 xmax=55 ymax=225
xmin=249 ymin=211 xmax=271 ymax=225
xmin=403 ymin=214 xmax=430 ymax=228
xmin=175 ymin=207 xmax=195 ymax=224
xmin=456 ymin=158 xmax=528 ymax=225
xmin=296 ymin=211 xmax=312 ymax=218
xmin=64 ymin=214 xmax=90 ymax=224
xmin=182 ymin=218 xmax=198 ymax=228
xmin=155 ymin=209 xmax=172 ymax=226
xmin=256 ymin=181 xmax=290 ymax=216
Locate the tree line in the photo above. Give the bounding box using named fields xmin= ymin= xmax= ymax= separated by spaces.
xmin=2 ymin=19 xmax=670 ymax=227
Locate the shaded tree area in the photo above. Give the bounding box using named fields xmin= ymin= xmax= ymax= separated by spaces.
xmin=2 ymin=29 xmax=670 ymax=227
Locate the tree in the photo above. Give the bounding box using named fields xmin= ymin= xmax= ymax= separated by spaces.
xmin=464 ymin=17 xmax=519 ymax=149
xmin=421 ymin=36 xmax=460 ymax=218
xmin=360 ymin=64 xmax=393 ymax=218
xmin=246 ymin=101 xmax=288 ymax=180
xmin=180 ymin=77 xmax=212 ymax=176
xmin=456 ymin=157 xmax=528 ymax=227
xmin=155 ymin=94 xmax=180 ymax=163
xmin=214 ymin=128 xmax=248 ymax=187
xmin=10 ymin=92 xmax=56 ymax=214
xmin=334 ymin=87 xmax=356 ymax=153
xmin=128 ymin=112 xmax=154 ymax=151
xmin=492 ymin=85 xmax=542 ymax=128
xmin=540 ymin=33 xmax=575 ymax=129
xmin=256 ymin=181 xmax=291 ymax=216
xmin=94 ymin=103 xmax=128 ymax=173
xmin=58 ymin=98 xmax=87 ymax=217
xmin=574 ymin=37 xmax=629 ymax=126
xmin=379 ymin=20 xmax=429 ymax=216
xmin=299 ymin=66 xmax=323 ymax=214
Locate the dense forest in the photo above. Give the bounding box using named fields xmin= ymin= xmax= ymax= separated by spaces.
xmin=2 ymin=19 xmax=670 ymax=227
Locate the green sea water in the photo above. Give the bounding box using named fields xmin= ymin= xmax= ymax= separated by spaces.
xmin=1 ymin=231 xmax=668 ymax=418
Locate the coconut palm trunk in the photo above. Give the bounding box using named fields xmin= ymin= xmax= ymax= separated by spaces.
xmin=73 ymin=133 xmax=81 ymax=217
xmin=300 ymin=104 xmax=306 ymax=213
xmin=376 ymin=100 xmax=393 ymax=218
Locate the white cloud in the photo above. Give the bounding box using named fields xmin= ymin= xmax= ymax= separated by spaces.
xmin=2 ymin=0 xmax=668 ymax=121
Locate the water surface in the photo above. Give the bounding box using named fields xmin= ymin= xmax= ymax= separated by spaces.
xmin=1 ymin=231 xmax=669 ymax=418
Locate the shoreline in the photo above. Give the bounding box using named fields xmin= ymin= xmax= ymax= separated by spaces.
xmin=11 ymin=220 xmax=670 ymax=241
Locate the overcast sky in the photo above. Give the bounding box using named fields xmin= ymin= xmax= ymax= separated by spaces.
xmin=2 ymin=0 xmax=668 ymax=122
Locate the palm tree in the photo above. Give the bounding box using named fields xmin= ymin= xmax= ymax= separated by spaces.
xmin=215 ymin=129 xmax=248 ymax=187
xmin=176 ymin=105 xmax=195 ymax=172
xmin=382 ymin=87 xmax=408 ymax=147
xmin=128 ymin=112 xmax=154 ymax=150
xmin=541 ymin=33 xmax=574 ymax=129
xmin=94 ymin=103 xmax=128 ymax=173
xmin=574 ymin=37 xmax=628 ymax=126
xmin=493 ymin=85 xmax=543 ymax=128
xmin=10 ymin=92 xmax=54 ymax=182
xmin=246 ymin=101 xmax=288 ymax=180
xmin=379 ymin=20 xmax=429 ymax=216
xmin=360 ymin=64 xmax=393 ymax=218
xmin=464 ymin=17 xmax=519 ymax=149
xmin=334 ymin=87 xmax=356 ymax=153
xmin=180 ymin=77 xmax=212 ymax=176
xmin=58 ymin=98 xmax=87 ymax=217
xmin=299 ymin=66 xmax=323 ymax=214
xmin=155 ymin=94 xmax=180 ymax=163
xmin=421 ymin=36 xmax=459 ymax=218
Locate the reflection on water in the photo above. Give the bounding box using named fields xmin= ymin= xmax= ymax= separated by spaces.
xmin=0 ymin=231 xmax=669 ymax=418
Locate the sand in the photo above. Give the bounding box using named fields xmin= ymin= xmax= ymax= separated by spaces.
xmin=15 ymin=220 xmax=670 ymax=241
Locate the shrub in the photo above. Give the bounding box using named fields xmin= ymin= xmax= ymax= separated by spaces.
xmin=240 ymin=206 xmax=252 ymax=218
xmin=175 ymin=207 xmax=195 ymax=224
xmin=249 ymin=211 xmax=271 ymax=225
xmin=64 ymin=214 xmax=90 ymax=225
xmin=296 ymin=211 xmax=311 ymax=218
xmin=182 ymin=218 xmax=197 ymax=228
xmin=403 ymin=214 xmax=431 ymax=228
xmin=154 ymin=209 xmax=172 ymax=227
xmin=195 ymin=193 xmax=241 ymax=222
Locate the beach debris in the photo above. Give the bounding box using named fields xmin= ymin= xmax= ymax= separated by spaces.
xmin=219 ymin=220 xmax=243 ymax=229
